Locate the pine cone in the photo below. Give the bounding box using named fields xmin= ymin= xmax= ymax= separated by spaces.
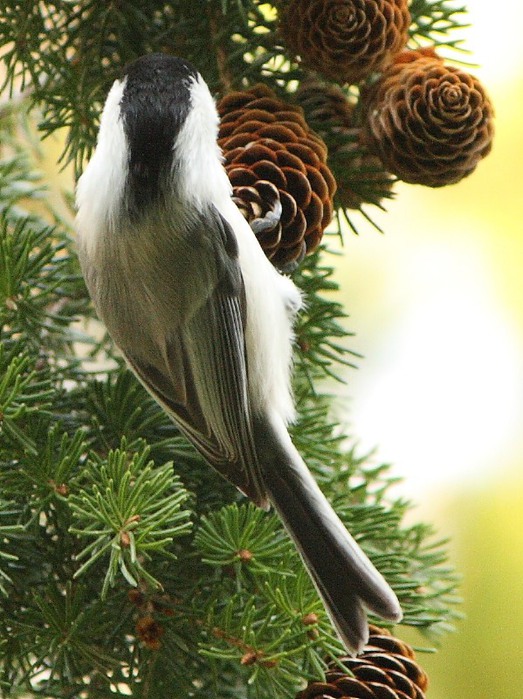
xmin=135 ymin=615 xmax=164 ymax=651
xmin=296 ymin=78 xmax=394 ymax=209
xmin=362 ymin=50 xmax=494 ymax=187
xmin=297 ymin=625 xmax=429 ymax=699
xmin=295 ymin=78 xmax=355 ymax=132
xmin=279 ymin=0 xmax=410 ymax=85
xmin=217 ymin=85 xmax=336 ymax=270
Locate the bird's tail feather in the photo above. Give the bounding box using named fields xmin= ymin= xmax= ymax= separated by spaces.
xmin=255 ymin=415 xmax=402 ymax=655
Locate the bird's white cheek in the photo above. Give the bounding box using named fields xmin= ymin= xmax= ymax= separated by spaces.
xmin=75 ymin=79 xmax=129 ymax=257
xmin=173 ymin=75 xmax=232 ymax=208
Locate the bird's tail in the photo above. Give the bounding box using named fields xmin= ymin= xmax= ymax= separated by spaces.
xmin=254 ymin=414 xmax=402 ymax=655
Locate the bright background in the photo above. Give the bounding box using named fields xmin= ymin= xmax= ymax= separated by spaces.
xmin=332 ymin=3 xmax=523 ymax=696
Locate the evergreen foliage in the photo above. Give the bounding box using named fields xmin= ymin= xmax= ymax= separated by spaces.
xmin=0 ymin=2 xmax=464 ymax=697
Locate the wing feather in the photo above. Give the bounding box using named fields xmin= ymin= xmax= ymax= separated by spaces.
xmin=124 ymin=208 xmax=266 ymax=505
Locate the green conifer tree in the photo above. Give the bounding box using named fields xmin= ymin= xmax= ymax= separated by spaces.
xmin=0 ymin=2 xmax=488 ymax=697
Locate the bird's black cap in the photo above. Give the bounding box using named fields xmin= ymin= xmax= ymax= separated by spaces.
xmin=120 ymin=54 xmax=199 ymax=214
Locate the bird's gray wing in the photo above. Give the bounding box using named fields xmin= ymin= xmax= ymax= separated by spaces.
xmin=124 ymin=207 xmax=267 ymax=506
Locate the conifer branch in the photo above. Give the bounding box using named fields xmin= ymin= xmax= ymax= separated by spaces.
xmin=207 ymin=4 xmax=235 ymax=94
xmin=0 ymin=2 xmax=476 ymax=696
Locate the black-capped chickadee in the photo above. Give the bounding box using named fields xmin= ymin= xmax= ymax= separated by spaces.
xmin=75 ymin=53 xmax=401 ymax=654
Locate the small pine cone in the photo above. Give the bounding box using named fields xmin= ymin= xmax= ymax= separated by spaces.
xmin=135 ymin=615 xmax=164 ymax=651
xmin=362 ymin=50 xmax=494 ymax=187
xmin=297 ymin=625 xmax=429 ymax=699
xmin=217 ymin=84 xmax=336 ymax=271
xmin=296 ymin=78 xmax=394 ymax=209
xmin=279 ymin=0 xmax=410 ymax=85
xmin=295 ymin=78 xmax=355 ymax=132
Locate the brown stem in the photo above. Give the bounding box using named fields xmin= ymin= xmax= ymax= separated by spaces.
xmin=211 ymin=627 xmax=278 ymax=668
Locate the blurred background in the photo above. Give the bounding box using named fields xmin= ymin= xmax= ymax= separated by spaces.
xmin=31 ymin=2 xmax=522 ymax=696
xmin=332 ymin=2 xmax=523 ymax=696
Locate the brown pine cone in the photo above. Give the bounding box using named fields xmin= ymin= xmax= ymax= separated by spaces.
xmin=279 ymin=0 xmax=411 ymax=85
xmin=297 ymin=625 xmax=429 ymax=699
xmin=217 ymin=84 xmax=336 ymax=270
xmin=362 ymin=50 xmax=494 ymax=187
xmin=296 ymin=78 xmax=394 ymax=209
xmin=295 ymin=78 xmax=355 ymax=132
xmin=135 ymin=615 xmax=164 ymax=651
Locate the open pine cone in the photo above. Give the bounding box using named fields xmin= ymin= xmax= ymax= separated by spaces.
xmin=297 ymin=625 xmax=429 ymax=699
xmin=279 ymin=0 xmax=410 ymax=85
xmin=217 ymin=84 xmax=336 ymax=270
xmin=361 ymin=49 xmax=494 ymax=187
xmin=296 ymin=78 xmax=394 ymax=209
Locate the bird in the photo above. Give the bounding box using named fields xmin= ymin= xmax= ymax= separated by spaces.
xmin=74 ymin=52 xmax=402 ymax=654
